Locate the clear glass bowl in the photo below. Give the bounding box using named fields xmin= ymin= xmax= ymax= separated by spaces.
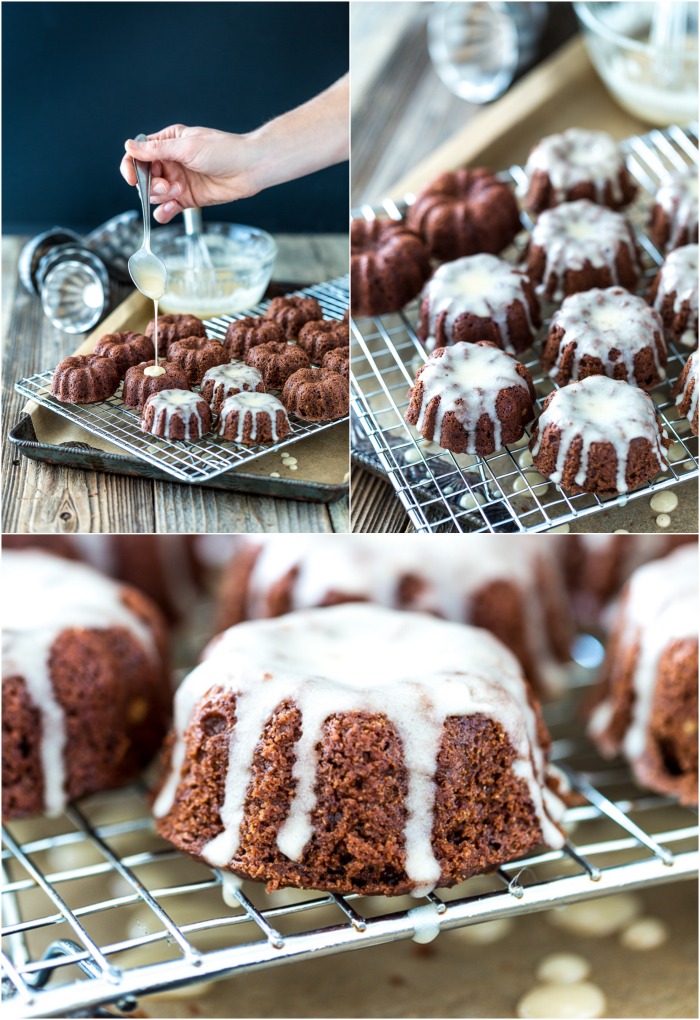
xmin=150 ymin=223 xmax=277 ymax=318
xmin=574 ymin=1 xmax=699 ymax=126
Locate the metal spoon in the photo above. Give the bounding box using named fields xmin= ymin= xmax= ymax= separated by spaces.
xmin=128 ymin=133 xmax=167 ymax=300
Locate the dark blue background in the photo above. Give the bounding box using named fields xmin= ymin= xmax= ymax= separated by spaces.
xmin=2 ymin=1 xmax=349 ymax=235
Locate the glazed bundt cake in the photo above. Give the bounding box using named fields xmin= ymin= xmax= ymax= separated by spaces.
xmin=264 ymin=296 xmax=323 ymax=340
xmin=351 ymin=219 xmax=432 ymax=318
xmin=521 ymin=129 xmax=637 ymax=214
xmin=224 ymin=316 xmax=284 ymax=360
xmin=405 ymin=341 xmax=536 ymax=456
xmin=153 ymin=604 xmax=567 ymax=896
xmin=245 ymin=341 xmax=310 ymax=389
xmin=146 ymin=313 xmax=206 ymax=353
xmin=674 ymin=350 xmax=699 ymax=436
xmin=140 ymin=389 xmax=212 ymax=442
xmin=406 ymin=168 xmax=521 ymax=262
xmin=282 ymin=367 xmax=349 ymax=422
xmin=525 ymin=200 xmax=640 ymax=302
xmin=648 ymin=171 xmax=698 ymax=253
xmin=122 ymin=360 xmax=190 ymax=412
xmin=51 ymin=354 xmax=120 ymax=404
xmin=529 ymin=376 xmax=670 ymax=495
xmin=3 ymin=549 xmax=170 ymax=818
xmin=588 ymin=544 xmax=698 ymax=807
xmin=540 ymin=287 xmax=667 ymax=389
xmin=93 ymin=331 xmax=155 ymax=378
xmin=321 ymin=346 xmax=349 ymax=378
xmin=297 ymin=319 xmax=350 ymax=362
xmin=201 ymin=362 xmax=265 ymax=414
xmin=417 ymin=254 xmax=540 ymax=354
xmin=168 ymin=336 xmax=228 ymax=385
xmin=215 ymin=534 xmax=573 ymax=699
xmin=217 ymin=391 xmax=291 ymax=445
xmin=648 ymin=244 xmax=698 ymax=349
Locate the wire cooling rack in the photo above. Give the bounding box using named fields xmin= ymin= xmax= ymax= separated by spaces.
xmin=2 ymin=658 xmax=697 ymax=1018
xmin=15 ymin=277 xmax=349 ymax=485
xmin=351 ymin=124 xmax=699 ymax=533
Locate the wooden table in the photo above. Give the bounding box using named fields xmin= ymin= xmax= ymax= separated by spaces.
xmin=2 ymin=234 xmax=349 ymax=535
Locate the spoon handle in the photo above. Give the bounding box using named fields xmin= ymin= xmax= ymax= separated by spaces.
xmin=132 ymin=133 xmax=152 ymax=251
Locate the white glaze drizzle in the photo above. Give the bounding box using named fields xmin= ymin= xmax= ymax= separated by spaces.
xmin=676 ymin=349 xmax=699 ymax=426
xmin=2 ymin=551 xmax=157 ymax=816
xmin=153 ymin=605 xmax=566 ymax=894
xmin=142 ymin=389 xmax=207 ymax=441
xmin=202 ymin=362 xmax=264 ymax=405
xmin=420 ymin=254 xmax=537 ymax=353
xmin=547 ymin=287 xmax=666 ymax=384
xmin=217 ymin=391 xmax=288 ymax=444
xmin=530 ymin=200 xmax=638 ymax=302
xmin=655 ymin=172 xmax=699 ymax=250
xmin=523 ymin=128 xmax=626 ymax=205
xmin=412 ymin=342 xmax=530 ymax=454
xmin=651 ymin=244 xmax=698 ymax=345
xmin=531 ymin=376 xmax=668 ymax=493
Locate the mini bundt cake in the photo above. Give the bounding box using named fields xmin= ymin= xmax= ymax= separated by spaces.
xmin=122 ymin=360 xmax=190 ymax=412
xmin=648 ymin=171 xmax=698 ymax=253
xmin=406 ymin=168 xmax=521 ymax=262
xmin=674 ymin=350 xmax=699 ymax=436
xmin=648 ymin=244 xmax=698 ymax=348
xmin=153 ymin=604 xmax=567 ymax=896
xmin=405 ymin=341 xmax=535 ymax=456
xmin=588 ymin=544 xmax=698 ymax=807
xmin=3 ymin=549 xmax=170 ymax=818
xmin=217 ymin=391 xmax=291 ymax=445
xmin=224 ymin=316 xmax=284 ymax=360
xmin=417 ymin=254 xmax=540 ymax=354
xmin=51 ymin=354 xmax=120 ymax=404
xmin=264 ymin=295 xmax=323 ymax=340
xmin=351 ymin=219 xmax=432 ymax=318
xmin=245 ymin=341 xmax=310 ymax=389
xmin=521 ymin=129 xmax=637 ymax=214
xmin=201 ymin=362 xmax=265 ymax=414
xmin=282 ymin=367 xmax=349 ymax=422
xmin=321 ymin=346 xmax=349 ymax=378
xmin=146 ymin=313 xmax=206 ymax=353
xmin=93 ymin=331 xmax=155 ymax=378
xmin=215 ymin=535 xmax=573 ymax=699
xmin=526 ymin=200 xmax=640 ymax=302
xmin=529 ymin=376 xmax=670 ymax=495
xmin=541 ymin=287 xmax=667 ymax=390
xmin=140 ymin=389 xmax=212 ymax=442
xmin=297 ymin=319 xmax=350 ymax=362
xmin=168 ymin=336 xmax=228 ymax=385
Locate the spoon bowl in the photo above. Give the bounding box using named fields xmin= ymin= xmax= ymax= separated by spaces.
xmin=128 ymin=133 xmax=168 ymax=300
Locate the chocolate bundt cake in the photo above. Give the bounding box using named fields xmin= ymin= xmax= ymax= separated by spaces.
xmin=146 ymin=313 xmax=206 ymax=353
xmin=321 ymin=346 xmax=349 ymax=378
xmin=245 ymin=342 xmax=310 ymax=389
xmin=93 ymin=331 xmax=155 ymax=378
xmin=351 ymin=219 xmax=432 ymax=318
xmin=406 ymin=168 xmax=521 ymax=262
xmin=122 ymin=360 xmax=191 ymax=412
xmin=648 ymin=244 xmax=698 ymax=348
xmin=648 ymin=171 xmax=698 ymax=253
xmin=529 ymin=376 xmax=670 ymax=495
xmin=264 ymin=296 xmax=323 ymax=340
xmin=3 ymin=550 xmax=170 ymax=818
xmin=297 ymin=319 xmax=350 ymax=362
xmin=167 ymin=336 xmax=227 ymax=386
xmin=417 ymin=254 xmax=540 ymax=354
xmin=674 ymin=350 xmax=699 ymax=436
xmin=526 ymin=200 xmax=640 ymax=302
xmin=282 ymin=367 xmax=349 ymax=422
xmin=216 ymin=534 xmax=573 ymax=699
xmin=224 ymin=316 xmax=284 ymax=360
xmin=201 ymin=362 xmax=265 ymax=414
xmin=217 ymin=391 xmax=291 ymax=446
xmin=522 ymin=129 xmax=637 ymax=214
xmin=51 ymin=354 xmax=120 ymax=404
xmin=405 ymin=341 xmax=535 ymax=456
xmin=140 ymin=389 xmax=212 ymax=442
xmin=153 ymin=604 xmax=567 ymax=896
xmin=588 ymin=544 xmax=698 ymax=807
xmin=541 ymin=287 xmax=667 ymax=389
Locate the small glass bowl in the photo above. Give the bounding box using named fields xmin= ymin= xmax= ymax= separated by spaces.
xmin=150 ymin=223 xmax=277 ymax=318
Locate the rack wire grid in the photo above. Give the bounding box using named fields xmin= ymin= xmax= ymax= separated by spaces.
xmin=2 ymin=653 xmax=697 ymax=1018
xmin=351 ymin=124 xmax=699 ymax=533
xmin=15 ymin=276 xmax=349 ymax=485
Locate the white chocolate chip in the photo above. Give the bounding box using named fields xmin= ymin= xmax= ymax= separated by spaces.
xmin=536 ymin=952 xmax=591 ymax=984
xmin=458 ymin=491 xmax=486 ymax=511
xmin=650 ymin=491 xmax=678 ymax=513
xmin=667 ymin=442 xmax=686 ymax=463
xmin=518 ymin=449 xmax=534 ymax=469
xmin=269 ymin=472 xmax=280 ymax=478
xmin=512 ymin=471 xmax=550 ymax=497
xmin=517 ymin=982 xmax=606 ymax=1019
xmin=546 ymin=523 xmax=570 ymax=533
xmin=547 ymin=893 xmax=642 ymax=937
xmin=655 ymin=513 xmax=671 ymax=528
xmin=620 ymin=917 xmax=669 ymax=950
xmin=451 ymin=917 xmax=514 ymax=944
xmin=613 ymin=529 xmax=629 ymax=534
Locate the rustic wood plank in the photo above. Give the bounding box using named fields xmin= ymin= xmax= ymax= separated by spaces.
xmin=328 ymin=495 xmax=350 ymax=533
xmin=350 ymin=470 xmax=413 ymax=533
xmin=152 ymin=484 xmax=334 ymax=533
